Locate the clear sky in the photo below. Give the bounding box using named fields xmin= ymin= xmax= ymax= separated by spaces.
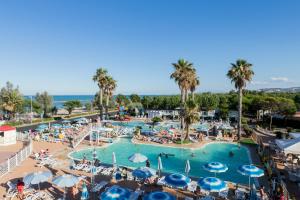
xmin=0 ymin=0 xmax=299 ymax=95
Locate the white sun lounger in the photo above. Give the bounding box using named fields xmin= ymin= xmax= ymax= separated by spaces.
xmin=129 ymin=189 xmax=144 ymax=200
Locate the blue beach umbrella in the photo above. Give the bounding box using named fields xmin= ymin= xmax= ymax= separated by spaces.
xmin=99 ymin=185 xmax=131 ymax=200
xmin=81 ymin=182 xmax=89 ymax=200
xmin=132 ymin=167 xmax=156 ymax=179
xmin=164 ymin=173 xmax=191 ymax=188
xmin=23 ymin=171 xmax=52 ymax=190
xmin=143 ymin=191 xmax=175 ymax=200
xmin=203 ymin=162 xmax=228 ymax=177
xmin=198 ymin=177 xmax=228 ymax=192
xmin=238 ymin=165 xmax=264 ymax=189
xmin=128 ymin=153 xmax=148 ymax=163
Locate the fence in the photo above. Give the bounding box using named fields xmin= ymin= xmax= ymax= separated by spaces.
xmin=0 ymin=140 xmax=33 ymax=177
xmin=16 ymin=132 xmax=30 ymax=141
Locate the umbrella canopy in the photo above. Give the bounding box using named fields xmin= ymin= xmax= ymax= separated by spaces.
xmin=158 ymin=156 xmax=163 ymax=171
xmin=185 ymin=160 xmax=191 ymax=175
xmin=99 ymin=185 xmax=131 ymax=200
xmin=143 ymin=191 xmax=175 ymax=200
xmin=203 ymin=162 xmax=228 ymax=173
xmin=23 ymin=171 xmax=52 ymax=186
xmin=52 ymin=174 xmax=80 ymax=188
xmin=237 ymin=165 xmax=264 ymax=177
xmin=132 ymin=167 xmax=156 ymax=179
xmin=164 ymin=173 xmax=191 ymax=188
xmin=112 ymin=152 xmax=117 ymax=166
xmin=128 ymin=153 xmax=148 ymax=163
xmin=198 ymin=177 xmax=227 ymax=192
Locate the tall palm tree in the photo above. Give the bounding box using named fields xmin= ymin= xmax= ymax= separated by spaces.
xmin=227 ymin=59 xmax=254 ymax=140
xmin=93 ymin=68 xmax=108 ymax=120
xmin=170 ymin=59 xmax=195 ymax=128
xmin=183 ymin=99 xmax=199 ymax=140
xmin=104 ymin=76 xmax=117 ymax=119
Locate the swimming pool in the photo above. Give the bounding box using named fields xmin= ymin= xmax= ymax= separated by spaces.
xmin=69 ymin=138 xmax=251 ymax=184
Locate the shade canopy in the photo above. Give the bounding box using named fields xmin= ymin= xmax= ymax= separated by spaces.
xmin=99 ymin=185 xmax=131 ymax=200
xmin=164 ymin=173 xmax=191 ymax=188
xmin=237 ymin=165 xmax=264 ymax=177
xmin=132 ymin=167 xmax=156 ymax=179
xmin=23 ymin=171 xmax=52 ymax=185
xmin=203 ymin=162 xmax=228 ymax=173
xmin=143 ymin=191 xmax=175 ymax=200
xmin=198 ymin=177 xmax=228 ymax=192
xmin=128 ymin=153 xmax=148 ymax=163
xmin=275 ymin=137 xmax=300 ymax=155
xmin=52 ymin=174 xmax=80 ymax=188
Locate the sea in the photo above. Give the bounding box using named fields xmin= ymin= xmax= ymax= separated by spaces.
xmin=24 ymin=95 xmax=94 ymax=108
xmin=24 ymin=95 xmax=165 ymax=108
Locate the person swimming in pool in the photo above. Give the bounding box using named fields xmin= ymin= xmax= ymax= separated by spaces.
xmin=229 ymin=151 xmax=234 ymax=157
xmin=191 ymin=153 xmax=196 ymax=157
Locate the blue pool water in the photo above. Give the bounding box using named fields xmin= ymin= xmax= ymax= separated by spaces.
xmin=69 ymin=138 xmax=251 ymax=184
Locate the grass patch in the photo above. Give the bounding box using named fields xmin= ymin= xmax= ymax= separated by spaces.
xmin=239 ymin=138 xmax=257 ymax=146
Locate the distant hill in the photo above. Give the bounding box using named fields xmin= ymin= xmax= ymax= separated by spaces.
xmin=258 ymin=87 xmax=300 ymax=93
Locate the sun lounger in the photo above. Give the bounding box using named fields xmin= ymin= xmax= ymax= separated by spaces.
xmin=157 ymin=176 xmax=166 ymax=186
xmin=235 ymin=189 xmax=245 ymax=200
xmin=219 ymin=189 xmax=228 ymax=199
xmin=91 ymin=181 xmax=108 ymax=192
xmin=185 ymin=197 xmax=194 ymax=200
xmin=187 ymin=181 xmax=198 ymax=192
xmin=198 ymin=196 xmax=215 ymax=200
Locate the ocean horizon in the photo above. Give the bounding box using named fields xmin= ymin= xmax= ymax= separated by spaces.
xmin=24 ymin=94 xmax=175 ymax=108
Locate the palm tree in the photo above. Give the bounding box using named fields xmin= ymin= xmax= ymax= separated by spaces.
xmin=170 ymin=59 xmax=195 ymax=128
xmin=93 ymin=68 xmax=108 ymax=120
xmin=227 ymin=59 xmax=254 ymax=140
xmin=190 ymin=75 xmax=200 ymax=101
xmin=104 ymin=76 xmax=117 ymax=119
xmin=183 ymin=100 xmax=199 ymax=140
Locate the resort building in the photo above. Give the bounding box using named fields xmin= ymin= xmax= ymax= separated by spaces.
xmin=0 ymin=125 xmax=17 ymax=146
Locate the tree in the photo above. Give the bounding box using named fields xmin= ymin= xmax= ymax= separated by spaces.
xmin=104 ymin=76 xmax=117 ymax=118
xmin=218 ymin=96 xmax=229 ymax=119
xmin=0 ymin=82 xmax=23 ymax=119
xmin=182 ymin=100 xmax=199 ymax=140
xmin=227 ymin=59 xmax=254 ymax=140
xmin=277 ymin=98 xmax=297 ymax=118
xmin=127 ymin=102 xmax=143 ymax=116
xmin=130 ymin=94 xmax=141 ymax=103
xmin=141 ymin=96 xmax=151 ymax=109
xmin=85 ymin=102 xmax=92 ymax=111
xmin=171 ymin=59 xmax=196 ymax=128
xmin=294 ymin=94 xmax=300 ymax=110
xmin=36 ymin=92 xmax=53 ymax=118
xmin=22 ymin=98 xmax=42 ymax=114
xmin=93 ymin=68 xmax=108 ymax=120
xmin=151 ymin=116 xmax=162 ymax=128
xmin=63 ymin=100 xmax=82 ymax=115
xmin=115 ymin=94 xmax=129 ymax=106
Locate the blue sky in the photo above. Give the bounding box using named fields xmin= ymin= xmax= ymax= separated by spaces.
xmin=0 ymin=0 xmax=299 ymax=95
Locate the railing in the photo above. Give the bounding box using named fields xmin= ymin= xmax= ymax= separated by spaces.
xmin=72 ymin=125 xmax=92 ymax=148
xmin=16 ymin=132 xmax=30 ymax=141
xmin=0 ymin=140 xmax=33 ymax=177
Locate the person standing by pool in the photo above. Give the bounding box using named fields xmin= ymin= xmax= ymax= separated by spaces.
xmin=146 ymin=159 xmax=150 ymax=168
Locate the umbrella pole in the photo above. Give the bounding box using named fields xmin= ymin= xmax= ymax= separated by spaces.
xmin=38 ymin=183 xmax=40 ymax=191
xmin=248 ymin=176 xmax=251 ymax=192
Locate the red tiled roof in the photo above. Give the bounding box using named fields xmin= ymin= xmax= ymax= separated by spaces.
xmin=0 ymin=125 xmax=16 ymax=132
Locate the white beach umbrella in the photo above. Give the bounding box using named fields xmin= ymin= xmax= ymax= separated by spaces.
xmin=185 ymin=160 xmax=191 ymax=176
xmin=112 ymin=152 xmax=117 ymax=167
xmin=23 ymin=171 xmax=52 ymax=190
xmin=128 ymin=153 xmax=147 ymax=163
